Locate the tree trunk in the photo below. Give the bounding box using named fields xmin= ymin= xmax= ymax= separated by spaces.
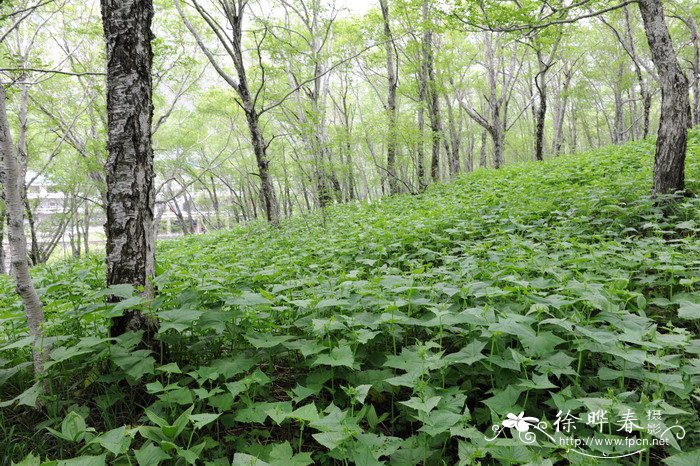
xmin=444 ymin=93 xmax=460 ymax=176
xmin=423 ymin=0 xmax=442 ymax=182
xmin=612 ymin=62 xmax=626 ymax=144
xmin=491 ymin=126 xmax=504 ymax=169
xmin=380 ymin=0 xmax=399 ymax=195
xmin=534 ymin=50 xmax=548 ymax=161
xmin=15 ymin=82 xmax=41 ymax=265
xmin=0 ymin=86 xmax=47 ymax=378
xmin=243 ymin=107 xmax=279 ymax=222
xmin=101 ymin=0 xmax=157 ymax=337
xmin=569 ymin=100 xmax=578 ymax=153
xmin=341 ymin=93 xmax=357 ymax=201
xmin=624 ymin=6 xmax=651 ymax=139
xmin=0 ymin=205 xmax=5 ymax=275
xmin=552 ymin=65 xmax=573 ymax=156
xmin=637 ymin=0 xmax=691 ymax=195
xmin=465 ymin=132 xmax=474 ymax=172
xmin=417 ymin=75 xmax=427 ymax=189
xmin=479 ymin=129 xmax=488 ymax=168
xmin=83 ymin=202 xmax=90 ymax=255
xmin=688 ymin=15 xmax=700 ymax=127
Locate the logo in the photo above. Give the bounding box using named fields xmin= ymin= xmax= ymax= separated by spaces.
xmin=485 ymin=407 xmax=686 ymax=459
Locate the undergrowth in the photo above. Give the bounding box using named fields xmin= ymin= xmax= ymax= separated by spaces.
xmin=1 ymin=132 xmax=700 ymax=465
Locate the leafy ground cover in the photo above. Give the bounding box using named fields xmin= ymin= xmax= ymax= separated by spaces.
xmin=1 ymin=132 xmax=700 ymax=465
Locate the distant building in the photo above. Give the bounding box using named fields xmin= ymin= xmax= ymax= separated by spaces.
xmin=25 ymin=172 xmax=66 ymax=221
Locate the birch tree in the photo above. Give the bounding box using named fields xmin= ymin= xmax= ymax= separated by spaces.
xmin=379 ymin=0 xmax=399 ymax=194
xmin=100 ymin=0 xmax=157 ymax=336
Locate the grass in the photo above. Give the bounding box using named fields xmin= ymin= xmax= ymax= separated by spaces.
xmin=1 ymin=132 xmax=699 ymax=465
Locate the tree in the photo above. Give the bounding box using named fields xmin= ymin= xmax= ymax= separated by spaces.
xmin=458 ymin=32 xmax=522 ymax=168
xmin=275 ymin=0 xmax=342 ymax=208
xmin=453 ymin=0 xmax=692 ymax=194
xmin=599 ymin=6 xmax=654 ymax=139
xmin=379 ymin=0 xmax=399 ymax=194
xmin=0 ymin=0 xmax=52 ymax=385
xmin=637 ymin=0 xmax=691 ymax=195
xmin=422 ymin=0 xmax=442 ymax=181
xmin=0 ymin=86 xmax=47 ymax=378
xmin=527 ymin=30 xmax=561 ymax=161
xmin=175 ymin=0 xmax=280 ymax=224
xmin=100 ymin=0 xmax=157 ymax=337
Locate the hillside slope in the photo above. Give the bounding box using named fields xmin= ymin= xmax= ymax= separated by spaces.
xmin=2 ymin=134 xmax=700 ymax=464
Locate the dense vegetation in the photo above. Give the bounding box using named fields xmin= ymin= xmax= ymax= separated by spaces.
xmin=1 ymin=133 xmax=699 ymax=464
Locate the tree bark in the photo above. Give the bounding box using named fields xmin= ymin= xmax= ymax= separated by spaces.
xmin=380 ymin=0 xmax=399 ymax=195
xmin=637 ymin=0 xmax=691 ymax=195
xmin=417 ymin=70 xmax=427 ymax=189
xmin=552 ymin=64 xmax=573 ymax=156
xmin=24 ymin=198 xmax=39 ymax=264
xmin=479 ymin=129 xmax=488 ymax=168
xmin=444 ymin=93 xmax=460 ymax=176
xmin=101 ymin=0 xmax=157 ymax=337
xmin=0 ymin=204 xmax=6 ymax=275
xmin=83 ymin=202 xmax=90 ymax=255
xmin=534 ymin=50 xmax=549 ymax=161
xmin=612 ymin=62 xmax=625 ymax=144
xmin=687 ymin=15 xmax=700 ymax=127
xmin=0 ymin=86 xmax=47 ymax=377
xmin=465 ymin=132 xmax=474 ymax=172
xmin=423 ymin=0 xmax=442 ymax=182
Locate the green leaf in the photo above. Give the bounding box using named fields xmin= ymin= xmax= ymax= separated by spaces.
xmin=518 ymin=373 xmax=558 ymax=390
xmin=352 ymin=384 xmax=372 ymax=404
xmin=61 ymin=412 xmax=87 ymax=442
xmin=243 ymin=333 xmax=295 ymax=349
xmin=520 ymin=331 xmax=565 ymax=356
xmin=112 ymin=348 xmax=155 ymax=381
xmin=312 ymin=431 xmax=349 ymax=450
xmin=232 ymin=453 xmax=270 ymax=466
xmin=663 ymin=449 xmax=700 ymax=466
xmin=13 ymin=453 xmax=41 ymax=466
xmin=145 ymin=406 xmax=193 ymax=440
xmin=227 ymin=291 xmax=272 ymax=306
xmin=417 ymin=409 xmax=463 ymax=437
xmin=677 ymin=300 xmax=700 ymax=319
xmin=0 ymin=381 xmax=41 ymax=408
xmin=289 ymin=384 xmax=318 ymax=403
xmin=91 ymin=426 xmax=130 ymax=455
xmin=483 ymin=386 xmax=523 ymax=415
xmin=289 ymin=403 xmax=319 ymax=422
xmin=265 ymin=402 xmax=293 ymax=425
xmin=133 ymin=443 xmax=171 ymax=466
xmin=315 ymin=298 xmax=349 ymax=309
xmin=311 ymin=346 xmax=355 ymax=368
xmin=268 ymin=442 xmax=313 ymax=466
xmin=111 ymin=296 xmax=148 ymax=313
xmin=443 ymin=340 xmax=487 ymax=366
xmin=400 ymin=396 xmax=442 ymax=414
xmin=158 ymin=309 xmax=202 ymax=333
xmin=225 ymin=370 xmax=271 ymax=399
xmin=384 ymin=371 xmax=421 ymax=387
xmin=56 ymin=454 xmax=106 ymax=466
xmin=97 ymin=284 xmax=135 ymax=299
xmin=156 ymin=362 xmax=182 ymax=374
xmin=189 ymin=412 xmax=220 ymax=429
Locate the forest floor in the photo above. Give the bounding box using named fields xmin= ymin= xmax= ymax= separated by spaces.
xmin=1 ymin=132 xmax=700 ymax=465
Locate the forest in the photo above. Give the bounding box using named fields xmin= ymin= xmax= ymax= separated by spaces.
xmin=0 ymin=0 xmax=699 ymax=464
